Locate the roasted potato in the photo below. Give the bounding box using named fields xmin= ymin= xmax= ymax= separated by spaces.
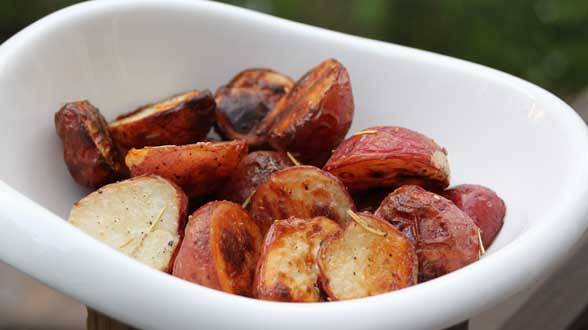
xmin=55 ymin=100 xmax=126 ymax=188
xmin=318 ymin=211 xmax=417 ymax=300
xmin=442 ymin=184 xmax=506 ymax=249
xmin=215 ymin=69 xmax=294 ymax=147
xmin=69 ymin=175 xmax=188 ymax=272
xmin=257 ymin=59 xmax=354 ymax=166
xmin=172 ymin=201 xmax=262 ymax=296
xmin=375 ymin=185 xmax=481 ymax=282
xmin=125 ymin=141 xmax=247 ymax=198
xmin=254 ymin=217 xmax=340 ymax=302
xmin=324 ymin=126 xmax=450 ymax=192
xmin=217 ymin=151 xmax=294 ymax=204
xmin=249 ymin=165 xmax=355 ymax=235
xmin=109 ymin=89 xmax=215 ymax=150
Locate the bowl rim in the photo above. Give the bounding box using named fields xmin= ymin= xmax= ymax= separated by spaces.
xmin=1 ymin=0 xmax=588 ymax=329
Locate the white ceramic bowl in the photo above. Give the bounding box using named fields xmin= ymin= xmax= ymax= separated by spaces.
xmin=1 ymin=1 xmax=587 ymax=329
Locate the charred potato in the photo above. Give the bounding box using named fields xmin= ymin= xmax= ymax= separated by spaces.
xmin=324 ymin=126 xmax=450 ymax=192
xmin=249 ymin=166 xmax=355 ymax=235
xmin=55 ymin=100 xmax=126 ymax=188
xmin=375 ymin=185 xmax=481 ymax=282
xmin=217 ymin=151 xmax=294 ymax=204
xmin=69 ymin=175 xmax=188 ymax=272
xmin=125 ymin=141 xmax=247 ymax=198
xmin=443 ymin=184 xmax=506 ymax=249
xmin=318 ymin=212 xmax=417 ymax=300
xmin=257 ymin=59 xmax=354 ymax=166
xmin=215 ymin=69 xmax=294 ymax=147
xmin=172 ymin=201 xmax=262 ymax=296
xmin=110 ymin=89 xmax=215 ymax=150
xmin=254 ymin=217 xmax=340 ymax=302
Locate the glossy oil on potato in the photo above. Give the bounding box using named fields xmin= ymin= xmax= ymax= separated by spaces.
xmin=69 ymin=175 xmax=188 ymax=272
xmin=249 ymin=166 xmax=355 ymax=235
xmin=125 ymin=141 xmax=247 ymax=198
xmin=443 ymin=184 xmax=506 ymax=249
xmin=324 ymin=126 xmax=450 ymax=192
xmin=215 ymin=69 xmax=293 ymax=147
xmin=318 ymin=212 xmax=417 ymax=300
xmin=55 ymin=100 xmax=126 ymax=188
xmin=254 ymin=217 xmax=340 ymax=302
xmin=173 ymin=201 xmax=262 ymax=296
xmin=257 ymin=59 xmax=354 ymax=166
xmin=110 ymin=89 xmax=215 ymax=150
xmin=375 ymin=185 xmax=481 ymax=282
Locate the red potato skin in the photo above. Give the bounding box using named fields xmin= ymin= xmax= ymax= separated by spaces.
xmin=375 ymin=185 xmax=481 ymax=282
xmin=55 ymin=100 xmax=126 ymax=188
xmin=442 ymin=184 xmax=506 ymax=249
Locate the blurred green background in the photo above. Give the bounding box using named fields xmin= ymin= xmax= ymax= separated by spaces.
xmin=1 ymin=0 xmax=587 ymax=102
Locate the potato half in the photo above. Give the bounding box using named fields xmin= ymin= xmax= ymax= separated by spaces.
xmin=68 ymin=175 xmax=188 ymax=272
xmin=173 ymin=201 xmax=262 ymax=296
xmin=253 ymin=217 xmax=341 ymax=302
xmin=324 ymin=126 xmax=450 ymax=192
xmin=318 ymin=212 xmax=417 ymax=300
xmin=125 ymin=141 xmax=248 ymax=198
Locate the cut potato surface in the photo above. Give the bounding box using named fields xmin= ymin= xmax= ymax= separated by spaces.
xmin=375 ymin=185 xmax=481 ymax=281
xmin=55 ymin=100 xmax=126 ymax=188
xmin=324 ymin=126 xmax=450 ymax=192
xmin=254 ymin=217 xmax=340 ymax=302
xmin=249 ymin=166 xmax=355 ymax=235
xmin=110 ymin=89 xmax=215 ymax=149
xmin=318 ymin=212 xmax=417 ymax=300
xmin=68 ymin=175 xmax=187 ymax=272
xmin=173 ymin=201 xmax=262 ymax=296
xmin=125 ymin=141 xmax=248 ymax=198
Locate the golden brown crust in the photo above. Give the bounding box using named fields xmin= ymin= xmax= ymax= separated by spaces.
xmin=172 ymin=201 xmax=262 ymax=296
xmin=253 ymin=217 xmax=341 ymax=302
xmin=55 ymin=100 xmax=126 ymax=188
xmin=375 ymin=185 xmax=481 ymax=282
xmin=125 ymin=141 xmax=248 ymax=198
xmin=109 ymin=89 xmax=215 ymax=149
xmin=324 ymin=126 xmax=450 ymax=192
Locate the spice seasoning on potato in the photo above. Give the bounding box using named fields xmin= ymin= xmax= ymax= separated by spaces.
xmin=173 ymin=201 xmax=262 ymax=296
xmin=324 ymin=126 xmax=450 ymax=192
xmin=375 ymin=185 xmax=481 ymax=282
xmin=55 ymin=100 xmax=126 ymax=188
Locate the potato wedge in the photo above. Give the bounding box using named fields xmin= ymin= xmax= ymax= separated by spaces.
xmin=217 ymin=151 xmax=293 ymax=204
xmin=442 ymin=184 xmax=506 ymax=249
xmin=110 ymin=89 xmax=215 ymax=149
xmin=215 ymin=69 xmax=293 ymax=147
xmin=324 ymin=126 xmax=450 ymax=192
xmin=375 ymin=185 xmax=481 ymax=281
xmin=318 ymin=212 xmax=417 ymax=300
xmin=69 ymin=175 xmax=188 ymax=272
xmin=125 ymin=141 xmax=247 ymax=198
xmin=55 ymin=100 xmax=126 ymax=188
xmin=249 ymin=166 xmax=355 ymax=235
xmin=257 ymin=59 xmax=354 ymax=166
xmin=253 ymin=217 xmax=340 ymax=302
xmin=173 ymin=201 xmax=262 ymax=296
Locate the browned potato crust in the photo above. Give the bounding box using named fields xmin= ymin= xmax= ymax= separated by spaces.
xmin=375 ymin=185 xmax=481 ymax=282
xmin=172 ymin=201 xmax=262 ymax=296
xmin=253 ymin=217 xmax=340 ymax=302
xmin=257 ymin=59 xmax=354 ymax=166
xmin=125 ymin=141 xmax=247 ymax=198
xmin=215 ymin=69 xmax=293 ymax=147
xmin=249 ymin=166 xmax=355 ymax=235
xmin=110 ymin=89 xmax=215 ymax=149
xmin=217 ymin=151 xmax=293 ymax=204
xmin=318 ymin=212 xmax=417 ymax=300
xmin=55 ymin=100 xmax=126 ymax=188
xmin=324 ymin=126 xmax=450 ymax=192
